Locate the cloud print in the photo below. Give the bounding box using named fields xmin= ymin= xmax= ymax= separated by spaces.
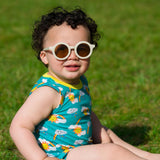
xmin=77 ymin=130 xmax=86 ymax=137
xmin=58 ymin=87 xmax=63 ymax=91
xmin=68 ymin=125 xmax=86 ymax=137
xmin=74 ymin=140 xmax=84 ymax=145
xmin=66 ymin=92 xmax=78 ymax=104
xmin=81 ymin=107 xmax=90 ymax=115
xmin=67 ymin=108 xmax=78 ymax=114
xmin=79 ymin=91 xmax=85 ymax=96
xmin=42 ymin=79 xmax=47 ymax=83
xmin=68 ymin=125 xmax=79 ymax=129
xmin=38 ymin=126 xmax=48 ymax=132
xmin=55 ymin=129 xmax=67 ymax=135
xmin=38 ymin=138 xmax=57 ymax=151
xmin=56 ymin=119 xmax=66 ymax=123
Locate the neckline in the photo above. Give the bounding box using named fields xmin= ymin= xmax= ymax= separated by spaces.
xmin=43 ymin=72 xmax=83 ymax=89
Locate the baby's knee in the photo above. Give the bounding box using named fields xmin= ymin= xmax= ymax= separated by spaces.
xmin=104 ymin=143 xmax=121 ymax=152
xmin=103 ymin=143 xmax=128 ymax=159
xmin=66 ymin=143 xmax=122 ymax=160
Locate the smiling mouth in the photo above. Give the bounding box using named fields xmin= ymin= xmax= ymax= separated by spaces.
xmin=65 ymin=65 xmax=80 ymax=71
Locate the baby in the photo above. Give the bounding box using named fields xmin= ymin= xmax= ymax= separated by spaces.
xmin=10 ymin=7 xmax=160 ymax=160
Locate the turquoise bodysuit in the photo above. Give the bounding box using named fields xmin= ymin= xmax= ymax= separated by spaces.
xmin=30 ymin=73 xmax=93 ymax=159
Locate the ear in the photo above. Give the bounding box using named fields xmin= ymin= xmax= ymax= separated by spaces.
xmin=40 ymin=51 xmax=48 ymax=65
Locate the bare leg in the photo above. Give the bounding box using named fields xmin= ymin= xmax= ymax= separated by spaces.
xmin=91 ymin=112 xmax=160 ymax=160
xmin=106 ymin=129 xmax=160 ymax=160
xmin=66 ymin=143 xmax=146 ymax=160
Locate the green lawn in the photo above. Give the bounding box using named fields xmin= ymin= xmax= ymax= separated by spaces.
xmin=0 ymin=0 xmax=160 ymax=159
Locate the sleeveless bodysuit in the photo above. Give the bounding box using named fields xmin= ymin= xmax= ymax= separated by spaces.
xmin=30 ymin=73 xmax=92 ymax=159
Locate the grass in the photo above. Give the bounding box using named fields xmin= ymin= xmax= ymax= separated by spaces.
xmin=0 ymin=0 xmax=160 ymax=159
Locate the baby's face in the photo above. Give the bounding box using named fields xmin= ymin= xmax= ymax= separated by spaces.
xmin=40 ymin=23 xmax=91 ymax=84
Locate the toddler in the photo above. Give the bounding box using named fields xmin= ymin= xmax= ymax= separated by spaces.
xmin=10 ymin=7 xmax=160 ymax=160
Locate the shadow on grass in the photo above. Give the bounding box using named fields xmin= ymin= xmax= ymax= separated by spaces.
xmin=111 ymin=125 xmax=151 ymax=146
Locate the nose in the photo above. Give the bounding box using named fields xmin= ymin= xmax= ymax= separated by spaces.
xmin=68 ymin=49 xmax=79 ymax=60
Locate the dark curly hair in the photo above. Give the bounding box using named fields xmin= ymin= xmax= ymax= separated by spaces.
xmin=32 ymin=7 xmax=100 ymax=60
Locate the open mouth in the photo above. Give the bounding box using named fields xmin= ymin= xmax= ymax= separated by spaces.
xmin=65 ymin=65 xmax=80 ymax=71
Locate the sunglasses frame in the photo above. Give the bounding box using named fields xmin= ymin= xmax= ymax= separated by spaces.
xmin=43 ymin=41 xmax=95 ymax=60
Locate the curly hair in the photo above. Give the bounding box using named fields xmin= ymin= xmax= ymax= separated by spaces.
xmin=32 ymin=7 xmax=100 ymax=60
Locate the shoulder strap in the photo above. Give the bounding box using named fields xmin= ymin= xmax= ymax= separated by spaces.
xmin=30 ymin=74 xmax=61 ymax=95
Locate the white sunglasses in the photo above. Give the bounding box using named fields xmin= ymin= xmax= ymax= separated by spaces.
xmin=43 ymin=41 xmax=95 ymax=60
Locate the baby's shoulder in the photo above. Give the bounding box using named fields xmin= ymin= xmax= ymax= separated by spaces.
xmin=29 ymin=85 xmax=61 ymax=110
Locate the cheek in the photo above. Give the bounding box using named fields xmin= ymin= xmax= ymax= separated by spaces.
xmin=48 ymin=58 xmax=63 ymax=70
xmin=82 ymin=59 xmax=90 ymax=70
xmin=48 ymin=55 xmax=62 ymax=66
xmin=86 ymin=59 xmax=90 ymax=66
xmin=50 ymin=62 xmax=62 ymax=69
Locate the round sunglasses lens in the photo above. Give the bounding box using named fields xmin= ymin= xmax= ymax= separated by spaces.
xmin=55 ymin=44 xmax=68 ymax=59
xmin=77 ymin=43 xmax=90 ymax=57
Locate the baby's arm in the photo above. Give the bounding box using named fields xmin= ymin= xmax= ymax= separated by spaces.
xmin=10 ymin=86 xmax=61 ymax=160
xmin=91 ymin=111 xmax=112 ymax=144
